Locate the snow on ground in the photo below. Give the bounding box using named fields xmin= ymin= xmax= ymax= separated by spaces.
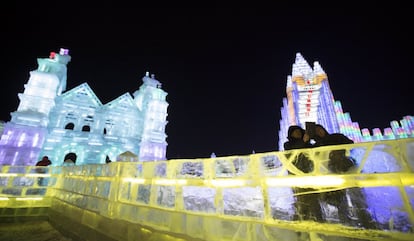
xmin=0 ymin=221 xmax=72 ymax=241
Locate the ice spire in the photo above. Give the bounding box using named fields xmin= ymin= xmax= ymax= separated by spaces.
xmin=313 ymin=61 xmax=325 ymax=76
xmin=292 ymin=52 xmax=313 ymax=78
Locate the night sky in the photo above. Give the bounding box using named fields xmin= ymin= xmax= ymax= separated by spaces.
xmin=1 ymin=3 xmax=412 ymax=159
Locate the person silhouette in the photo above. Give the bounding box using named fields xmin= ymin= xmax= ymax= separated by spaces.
xmin=36 ymin=156 xmax=52 ymax=167
xmin=105 ymin=155 xmax=112 ymax=164
xmin=35 ymin=156 xmax=52 ymax=188
xmin=313 ymin=124 xmax=377 ymax=229
xmin=284 ymin=125 xmax=324 ymax=222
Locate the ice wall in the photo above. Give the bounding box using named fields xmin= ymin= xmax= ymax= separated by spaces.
xmin=1 ymin=138 xmax=413 ymax=241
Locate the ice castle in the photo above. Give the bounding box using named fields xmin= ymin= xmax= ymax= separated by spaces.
xmin=0 ymin=48 xmax=169 ymax=166
xmin=278 ymin=53 xmax=414 ymax=150
xmin=0 ymin=50 xmax=413 ymax=241
xmin=0 ymin=50 xmax=413 ymax=167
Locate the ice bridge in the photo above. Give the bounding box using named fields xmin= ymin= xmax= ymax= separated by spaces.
xmin=1 ymin=139 xmax=414 ymax=241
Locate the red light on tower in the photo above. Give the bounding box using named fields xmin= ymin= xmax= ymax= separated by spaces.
xmin=49 ymin=52 xmax=56 ymax=59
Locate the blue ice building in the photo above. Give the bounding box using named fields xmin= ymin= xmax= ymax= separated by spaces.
xmin=0 ymin=48 xmax=169 ymax=165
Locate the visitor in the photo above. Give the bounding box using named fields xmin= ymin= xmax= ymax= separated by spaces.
xmin=105 ymin=155 xmax=112 ymax=164
xmin=313 ymin=124 xmax=377 ymax=229
xmin=35 ymin=156 xmax=52 ymax=187
xmin=284 ymin=125 xmax=324 ymax=223
xmin=313 ymin=124 xmax=355 ymax=172
xmin=36 ymin=156 xmax=52 ymax=168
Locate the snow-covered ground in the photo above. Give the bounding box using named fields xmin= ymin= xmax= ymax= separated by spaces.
xmin=0 ymin=221 xmax=71 ymax=241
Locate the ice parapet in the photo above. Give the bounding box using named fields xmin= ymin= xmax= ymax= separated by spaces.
xmin=183 ymin=186 xmax=216 ymax=212
xmin=223 ymin=187 xmax=264 ymax=218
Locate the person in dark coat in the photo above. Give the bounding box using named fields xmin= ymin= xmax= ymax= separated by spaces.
xmin=284 ymin=125 xmax=324 ymax=222
xmin=313 ymin=124 xmax=377 ymax=229
xmin=36 ymin=156 xmax=52 ymax=167
xmin=105 ymin=155 xmax=112 ymax=164
xmin=35 ymin=156 xmax=52 ymax=187
xmin=313 ymin=124 xmax=355 ymax=173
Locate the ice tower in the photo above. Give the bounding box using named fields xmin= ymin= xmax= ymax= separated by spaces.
xmin=0 ymin=49 xmax=71 ymax=165
xmin=0 ymin=49 xmax=169 ymax=165
xmin=278 ymin=53 xmax=414 ymax=150
xmin=133 ymin=72 xmax=169 ymax=161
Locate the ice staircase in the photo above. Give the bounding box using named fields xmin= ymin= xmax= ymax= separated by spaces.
xmin=1 ymin=138 xmax=414 ymax=241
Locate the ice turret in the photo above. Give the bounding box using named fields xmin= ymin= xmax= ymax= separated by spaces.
xmin=0 ymin=49 xmax=71 ymax=165
xmin=133 ymin=72 xmax=169 ymax=161
xmin=12 ymin=48 xmax=71 ymax=127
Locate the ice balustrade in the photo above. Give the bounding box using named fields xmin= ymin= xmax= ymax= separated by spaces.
xmin=1 ymin=138 xmax=414 ymax=241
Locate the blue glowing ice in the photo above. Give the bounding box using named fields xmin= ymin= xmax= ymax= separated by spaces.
xmin=0 ymin=49 xmax=169 ymax=166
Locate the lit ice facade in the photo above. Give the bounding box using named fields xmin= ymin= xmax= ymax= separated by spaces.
xmin=0 ymin=48 xmax=169 ymax=165
xmin=278 ymin=53 xmax=414 ymax=150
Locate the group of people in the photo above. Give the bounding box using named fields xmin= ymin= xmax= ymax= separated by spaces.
xmin=35 ymin=153 xmax=114 ymax=167
xmin=36 ymin=153 xmax=78 ymax=167
xmin=284 ymin=123 xmax=377 ymax=229
xmin=284 ymin=123 xmax=355 ymax=174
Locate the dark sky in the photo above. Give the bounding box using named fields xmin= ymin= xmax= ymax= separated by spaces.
xmin=1 ymin=3 xmax=412 ymax=159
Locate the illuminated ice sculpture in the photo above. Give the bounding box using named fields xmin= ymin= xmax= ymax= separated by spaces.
xmin=278 ymin=53 xmax=414 ymax=150
xmin=0 ymin=48 xmax=168 ymax=165
xmin=277 ymin=53 xmax=414 ymax=230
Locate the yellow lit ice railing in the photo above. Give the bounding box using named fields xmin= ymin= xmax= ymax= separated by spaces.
xmin=1 ymin=138 xmax=414 ymax=240
xmin=0 ymin=165 xmax=55 ymax=209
